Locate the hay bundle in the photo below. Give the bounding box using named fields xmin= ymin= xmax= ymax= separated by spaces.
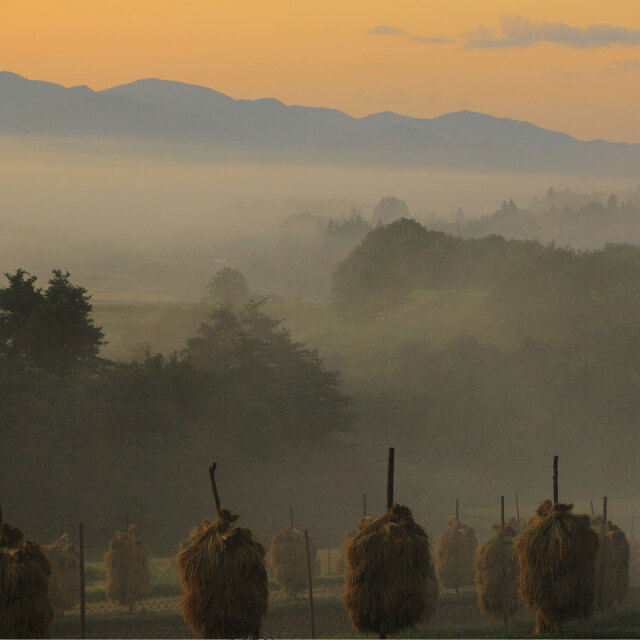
xmin=45 ymin=533 xmax=80 ymax=614
xmin=270 ymin=526 xmax=318 ymax=598
xmin=515 ymin=500 xmax=599 ymax=633
xmin=435 ymin=518 xmax=477 ymax=591
xmin=0 ymin=522 xmax=53 ymax=638
xmin=506 ymin=517 xmax=526 ymax=533
xmin=592 ymin=516 xmax=630 ymax=610
xmin=475 ymin=525 xmax=519 ymax=623
xmin=336 ymin=517 xmax=373 ymax=574
xmin=177 ymin=508 xmax=268 ymax=639
xmin=343 ymin=504 xmax=435 ymax=637
xmin=105 ymin=524 xmax=151 ymax=610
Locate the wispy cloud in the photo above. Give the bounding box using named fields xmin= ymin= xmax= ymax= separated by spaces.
xmin=463 ymin=14 xmax=640 ymax=49
xmin=365 ymin=25 xmax=452 ymax=44
xmin=602 ymin=59 xmax=640 ymax=73
xmin=409 ymin=36 xmax=455 ymax=44
xmin=366 ymin=25 xmax=405 ymax=36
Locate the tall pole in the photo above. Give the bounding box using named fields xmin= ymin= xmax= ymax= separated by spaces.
xmin=386 ymin=448 xmax=395 ymax=511
xmin=553 ymin=456 xmax=558 ymax=504
xmin=597 ymin=497 xmax=608 ymax=610
xmin=304 ymin=530 xmax=316 ymax=639
xmin=591 ymin=500 xmax=595 ymax=516
xmin=79 ymin=523 xmax=86 ymax=640
xmin=208 ymin=463 xmax=222 ymax=514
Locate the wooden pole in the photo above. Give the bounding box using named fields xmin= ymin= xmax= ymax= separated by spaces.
xmin=591 ymin=500 xmax=595 ymax=516
xmin=455 ymin=498 xmax=459 ymax=521
xmin=387 ymin=448 xmax=395 ymax=511
xmin=597 ymin=497 xmax=608 ymax=610
xmin=515 ymin=491 xmax=520 ymax=525
xmin=553 ymin=456 xmax=558 ymax=504
xmin=290 ymin=506 xmax=294 ymax=530
xmin=501 ymin=496 xmax=505 ymax=529
xmin=304 ymin=530 xmax=316 ymax=639
xmin=362 ymin=493 xmax=367 ymax=518
xmin=208 ymin=463 xmax=222 ymax=514
xmin=79 ymin=523 xmax=86 ymax=640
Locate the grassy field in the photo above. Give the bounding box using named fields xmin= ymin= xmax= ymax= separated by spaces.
xmin=52 ymin=557 xmax=640 ymax=639
xmin=92 ymin=289 xmax=516 ymax=368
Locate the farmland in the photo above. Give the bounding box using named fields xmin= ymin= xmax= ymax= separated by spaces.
xmin=51 ymin=556 xmax=640 ymax=638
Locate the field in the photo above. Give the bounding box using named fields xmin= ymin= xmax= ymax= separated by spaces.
xmin=92 ymin=289 xmax=513 ymax=367
xmin=49 ymin=556 xmax=640 ymax=639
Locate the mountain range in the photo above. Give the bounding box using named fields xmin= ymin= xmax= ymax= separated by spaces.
xmin=2 ymin=71 xmax=640 ymax=175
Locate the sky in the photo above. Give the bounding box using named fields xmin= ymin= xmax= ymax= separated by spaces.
xmin=2 ymin=0 xmax=640 ymax=142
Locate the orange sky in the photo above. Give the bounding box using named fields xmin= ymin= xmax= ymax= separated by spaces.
xmin=2 ymin=0 xmax=640 ymax=141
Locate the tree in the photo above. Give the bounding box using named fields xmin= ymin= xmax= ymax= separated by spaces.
xmin=184 ymin=299 xmax=352 ymax=447
xmin=0 ymin=269 xmax=104 ymax=372
xmin=372 ymin=196 xmax=410 ymax=224
xmin=204 ymin=268 xmax=249 ymax=305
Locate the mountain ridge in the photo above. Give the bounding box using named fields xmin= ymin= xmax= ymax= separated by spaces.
xmin=2 ymin=71 xmax=639 ymax=175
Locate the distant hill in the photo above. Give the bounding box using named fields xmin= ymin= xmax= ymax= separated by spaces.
xmin=2 ymin=71 xmax=640 ymax=175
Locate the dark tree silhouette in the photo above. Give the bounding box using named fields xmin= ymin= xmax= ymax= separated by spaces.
xmin=204 ymin=268 xmax=249 ymax=305
xmin=0 ymin=269 xmax=104 ymax=372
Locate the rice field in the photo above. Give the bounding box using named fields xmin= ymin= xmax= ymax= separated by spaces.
xmin=50 ymin=557 xmax=640 ymax=639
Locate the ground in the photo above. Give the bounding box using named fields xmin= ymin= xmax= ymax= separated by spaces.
xmin=52 ymin=557 xmax=640 ymax=639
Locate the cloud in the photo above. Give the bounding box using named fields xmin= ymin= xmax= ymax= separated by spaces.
xmin=462 ymin=14 xmax=640 ymax=49
xmin=409 ymin=36 xmax=454 ymax=44
xmin=602 ymin=59 xmax=640 ymax=73
xmin=366 ymin=25 xmax=405 ymax=36
xmin=617 ymin=59 xmax=640 ymax=70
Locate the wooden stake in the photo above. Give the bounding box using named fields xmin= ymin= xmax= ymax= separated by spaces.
xmin=362 ymin=493 xmax=367 ymax=518
xmin=515 ymin=491 xmax=520 ymax=525
xmin=591 ymin=500 xmax=595 ymax=516
xmin=386 ymin=448 xmax=395 ymax=511
xmin=79 ymin=523 xmax=86 ymax=640
xmin=208 ymin=463 xmax=222 ymax=514
xmin=501 ymin=496 xmax=505 ymax=529
xmin=304 ymin=530 xmax=316 ymax=639
xmin=596 ymin=497 xmax=608 ymax=610
xmin=455 ymin=498 xmax=459 ymax=521
xmin=553 ymin=456 xmax=558 ymax=504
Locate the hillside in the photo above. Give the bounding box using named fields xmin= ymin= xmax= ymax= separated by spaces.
xmin=3 ymin=71 xmax=640 ymax=174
